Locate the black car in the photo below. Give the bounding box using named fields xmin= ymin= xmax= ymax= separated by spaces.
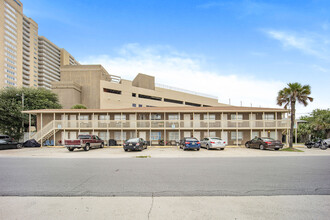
xmin=123 ymin=138 xmax=148 ymax=151
xmin=245 ymin=137 xmax=283 ymax=150
xmin=0 ymin=135 xmax=23 ymax=150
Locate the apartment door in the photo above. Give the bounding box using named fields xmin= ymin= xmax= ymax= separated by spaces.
xmin=139 ymin=131 xmax=147 ymax=141
xmin=61 ymin=114 xmax=69 ymax=128
xmin=129 ymin=114 xmax=136 ymax=128
xmin=69 ymin=115 xmax=76 ymax=128
xmin=184 ymin=114 xmax=190 ymax=128
xmin=221 ymin=131 xmax=228 ymax=144
xmin=184 ymin=131 xmax=191 ymax=138
xmin=194 ymin=114 xmax=200 ymax=128
xmin=193 ymin=131 xmax=200 ymax=140
xmin=252 ymin=114 xmax=256 ymax=127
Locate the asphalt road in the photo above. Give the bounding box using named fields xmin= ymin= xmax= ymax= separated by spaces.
xmin=0 ymin=156 xmax=330 ymax=197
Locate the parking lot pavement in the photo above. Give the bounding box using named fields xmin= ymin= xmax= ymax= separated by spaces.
xmin=0 ymin=146 xmax=329 ymax=158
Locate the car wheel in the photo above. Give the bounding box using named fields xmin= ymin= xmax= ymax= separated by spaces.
xmin=274 ymin=148 xmax=279 ymax=151
xmin=306 ymin=145 xmax=312 ymax=149
xmin=220 ymin=148 xmax=224 ymax=150
xmin=84 ymin=144 xmax=90 ymax=151
xmin=100 ymin=143 xmax=104 ymax=148
xmin=206 ymin=144 xmax=210 ymax=150
xmin=183 ymin=146 xmax=186 ymax=151
xmin=16 ymin=143 xmax=23 ymax=149
xmin=245 ymin=143 xmax=250 ymax=148
xmin=197 ymin=148 xmax=200 ymax=151
xmin=68 ymin=147 xmax=74 ymax=151
xmin=260 ymin=144 xmax=265 ymax=150
xmin=124 ymin=149 xmax=128 ymax=152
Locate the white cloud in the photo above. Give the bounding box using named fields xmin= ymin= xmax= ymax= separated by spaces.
xmin=265 ymin=30 xmax=330 ymax=60
xmin=80 ymin=43 xmax=286 ymax=109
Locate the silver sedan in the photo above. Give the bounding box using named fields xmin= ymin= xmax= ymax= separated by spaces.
xmin=200 ymin=137 xmax=226 ymax=150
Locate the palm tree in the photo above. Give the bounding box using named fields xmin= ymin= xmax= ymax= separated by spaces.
xmin=277 ymin=83 xmax=313 ymax=148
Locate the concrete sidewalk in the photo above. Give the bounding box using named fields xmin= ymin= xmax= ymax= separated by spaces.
xmin=1 ymin=196 xmax=329 ymax=220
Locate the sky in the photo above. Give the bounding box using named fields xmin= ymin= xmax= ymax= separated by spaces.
xmin=23 ymin=0 xmax=330 ymax=116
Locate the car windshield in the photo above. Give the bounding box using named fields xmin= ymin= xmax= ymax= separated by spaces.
xmin=186 ymin=138 xmax=198 ymax=142
xmin=262 ymin=138 xmax=275 ymax=141
xmin=78 ymin=135 xmax=91 ymax=139
xmin=210 ymin=138 xmax=221 ymax=140
xmin=126 ymin=138 xmax=139 ymax=143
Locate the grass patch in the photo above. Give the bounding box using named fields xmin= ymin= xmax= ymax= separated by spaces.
xmin=280 ymin=147 xmax=304 ymax=152
xmin=136 ymin=155 xmax=151 ymax=158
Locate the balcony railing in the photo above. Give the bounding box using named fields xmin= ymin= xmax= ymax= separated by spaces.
xmin=51 ymin=119 xmax=290 ymax=129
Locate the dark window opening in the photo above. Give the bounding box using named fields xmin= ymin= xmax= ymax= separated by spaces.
xmin=139 ymin=104 xmax=142 ymax=107
xmin=164 ymin=98 xmax=183 ymax=104
xmin=146 ymin=105 xmax=155 ymax=107
xmin=132 ymin=103 xmax=136 ymax=107
xmin=203 ymin=105 xmax=211 ymax=107
xmin=138 ymin=94 xmax=162 ymax=101
xmin=132 ymin=93 xmax=136 ymax=97
xmin=185 ymin=102 xmax=201 ymax=107
xmin=103 ymin=88 xmax=121 ymax=95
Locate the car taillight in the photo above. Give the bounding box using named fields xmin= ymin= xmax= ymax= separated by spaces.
xmin=265 ymin=141 xmax=272 ymax=144
xmin=197 ymin=142 xmax=200 ymax=144
xmin=185 ymin=142 xmax=190 ymax=144
xmin=210 ymin=141 xmax=215 ymax=144
xmin=224 ymin=142 xmax=226 ymax=144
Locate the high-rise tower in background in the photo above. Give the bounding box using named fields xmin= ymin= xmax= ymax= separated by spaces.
xmin=0 ymin=0 xmax=79 ymax=89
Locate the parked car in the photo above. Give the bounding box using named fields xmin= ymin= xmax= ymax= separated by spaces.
xmin=123 ymin=138 xmax=148 ymax=151
xmin=180 ymin=137 xmax=201 ymax=151
xmin=245 ymin=137 xmax=283 ymax=150
xmin=200 ymin=137 xmax=226 ymax=150
xmin=64 ymin=134 xmax=104 ymax=151
xmin=0 ymin=135 xmax=23 ymax=150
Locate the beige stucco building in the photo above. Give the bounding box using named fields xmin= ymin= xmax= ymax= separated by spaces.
xmin=23 ymin=106 xmax=290 ymax=147
xmin=52 ymin=65 xmax=229 ymax=109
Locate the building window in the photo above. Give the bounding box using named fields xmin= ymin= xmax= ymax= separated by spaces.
xmin=114 ymin=114 xmax=126 ymax=120
xmin=79 ymin=115 xmax=89 ymax=120
xmin=132 ymin=103 xmax=136 ymax=107
xmin=264 ymin=113 xmax=275 ymax=120
xmin=164 ymin=98 xmax=183 ymax=104
xmin=151 ymin=132 xmax=161 ymax=141
xmin=138 ymin=94 xmax=162 ymax=101
xmin=103 ymin=88 xmax=121 ymax=95
xmin=132 ymin=93 xmax=136 ymax=97
xmin=168 ymin=114 xmax=179 ymax=120
xmin=204 ymin=114 xmax=215 ymax=120
xmin=231 ymin=114 xmax=243 ymax=120
xmin=185 ymin=102 xmax=201 ymax=107
xmin=139 ymin=104 xmax=142 ymax=107
xmin=231 ymin=131 xmax=243 ymax=140
xmin=169 ymin=132 xmax=179 ymax=141
xmin=151 ymin=114 xmax=161 ymax=120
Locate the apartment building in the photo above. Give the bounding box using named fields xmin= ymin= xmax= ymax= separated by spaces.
xmin=0 ymin=0 xmax=23 ymax=88
xmin=0 ymin=0 xmax=78 ymax=89
xmin=52 ymin=65 xmax=228 ymax=109
xmin=38 ymin=36 xmax=79 ymax=89
xmin=23 ymin=107 xmax=290 ymax=146
xmin=22 ymin=15 xmax=38 ymax=87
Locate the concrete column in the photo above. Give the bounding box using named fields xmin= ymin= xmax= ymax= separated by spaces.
xmin=28 ymin=114 xmax=31 ymax=139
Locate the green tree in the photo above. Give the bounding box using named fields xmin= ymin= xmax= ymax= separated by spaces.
xmin=277 ymin=83 xmax=313 ymax=148
xmin=71 ymin=104 xmax=87 ymax=109
xmin=300 ymin=109 xmax=330 ymax=139
xmin=0 ymin=87 xmax=62 ymax=140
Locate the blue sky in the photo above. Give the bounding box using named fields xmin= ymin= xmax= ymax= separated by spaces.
xmin=23 ymin=0 xmax=330 ymax=115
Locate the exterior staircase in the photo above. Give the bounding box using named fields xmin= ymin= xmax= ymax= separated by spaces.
xmin=30 ymin=121 xmax=59 ymax=144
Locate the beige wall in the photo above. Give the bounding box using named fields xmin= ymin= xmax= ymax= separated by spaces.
xmin=58 ymin=65 xmax=111 ymax=109
xmin=52 ymin=81 xmax=81 ymax=109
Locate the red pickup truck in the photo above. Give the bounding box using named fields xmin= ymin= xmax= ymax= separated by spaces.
xmin=64 ymin=134 xmax=104 ymax=151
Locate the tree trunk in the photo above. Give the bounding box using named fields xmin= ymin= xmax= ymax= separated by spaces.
xmin=289 ymin=101 xmax=295 ymax=148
